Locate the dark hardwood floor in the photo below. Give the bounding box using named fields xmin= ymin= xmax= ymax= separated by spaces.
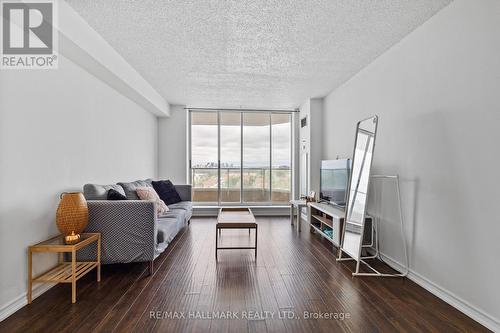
xmin=0 ymin=217 xmax=489 ymax=333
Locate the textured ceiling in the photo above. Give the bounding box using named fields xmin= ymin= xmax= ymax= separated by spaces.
xmin=66 ymin=0 xmax=451 ymax=109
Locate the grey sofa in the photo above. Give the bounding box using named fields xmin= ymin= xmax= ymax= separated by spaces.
xmin=81 ymin=179 xmax=192 ymax=274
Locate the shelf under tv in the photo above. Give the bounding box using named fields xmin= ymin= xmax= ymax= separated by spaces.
xmin=311 ymin=214 xmax=333 ymax=228
xmin=308 ymin=202 xmax=343 ymax=247
xmin=307 ymin=201 xmax=373 ymax=251
xmin=309 ymin=223 xmax=334 ymax=241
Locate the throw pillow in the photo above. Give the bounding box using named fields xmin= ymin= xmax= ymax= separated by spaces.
xmin=136 ymin=187 xmax=169 ymax=215
xmin=117 ymin=179 xmax=152 ymax=200
xmin=152 ymin=180 xmax=182 ymax=205
xmin=107 ymin=188 xmax=128 ymax=200
xmin=84 ymin=184 xmax=126 ymax=200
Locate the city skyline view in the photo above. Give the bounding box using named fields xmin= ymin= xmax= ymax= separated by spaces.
xmin=191 ymin=122 xmax=292 ymax=168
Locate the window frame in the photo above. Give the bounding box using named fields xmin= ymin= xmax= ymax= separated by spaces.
xmin=188 ymin=109 xmax=294 ymax=206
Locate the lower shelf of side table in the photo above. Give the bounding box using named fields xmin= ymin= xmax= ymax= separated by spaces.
xmin=33 ymin=262 xmax=98 ymax=283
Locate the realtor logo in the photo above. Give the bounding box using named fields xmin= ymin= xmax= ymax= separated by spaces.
xmin=1 ymin=0 xmax=58 ymax=69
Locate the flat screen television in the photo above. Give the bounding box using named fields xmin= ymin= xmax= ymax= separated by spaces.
xmin=320 ymin=159 xmax=351 ymax=208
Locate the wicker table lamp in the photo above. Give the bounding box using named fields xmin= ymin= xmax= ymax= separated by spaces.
xmin=56 ymin=192 xmax=89 ymax=244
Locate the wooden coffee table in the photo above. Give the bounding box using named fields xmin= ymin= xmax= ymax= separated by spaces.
xmin=216 ymin=208 xmax=257 ymax=260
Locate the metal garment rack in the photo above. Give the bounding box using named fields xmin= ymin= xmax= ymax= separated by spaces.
xmin=337 ymin=175 xmax=409 ymax=278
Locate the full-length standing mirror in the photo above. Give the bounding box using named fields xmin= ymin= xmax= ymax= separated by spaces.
xmin=339 ymin=116 xmax=378 ymax=271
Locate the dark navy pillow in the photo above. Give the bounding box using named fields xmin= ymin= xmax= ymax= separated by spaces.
xmin=152 ymin=180 xmax=182 ymax=205
xmin=107 ymin=188 xmax=128 ymax=200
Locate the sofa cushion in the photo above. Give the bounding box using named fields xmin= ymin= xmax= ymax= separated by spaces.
xmin=168 ymin=201 xmax=192 ymax=212
xmin=117 ymin=179 xmax=152 ymax=200
xmin=160 ymin=208 xmax=186 ymax=222
xmin=174 ymin=185 xmax=192 ymax=201
xmin=152 ymin=180 xmax=182 ymax=205
xmin=157 ymin=217 xmax=179 ymax=244
xmin=83 ymin=184 xmax=126 ymax=200
xmin=168 ymin=201 xmax=192 ymax=221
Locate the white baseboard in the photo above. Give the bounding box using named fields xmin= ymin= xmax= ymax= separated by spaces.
xmin=0 ymin=283 xmax=55 ymax=322
xmin=378 ymin=252 xmax=500 ymax=332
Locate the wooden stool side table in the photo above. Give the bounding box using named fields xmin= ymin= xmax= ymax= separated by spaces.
xmin=289 ymin=199 xmax=307 ymax=232
xmin=28 ymin=233 xmax=101 ymax=304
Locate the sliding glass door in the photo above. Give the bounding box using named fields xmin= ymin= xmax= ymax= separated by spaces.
xmin=190 ymin=112 xmax=218 ymax=202
xmin=220 ymin=112 xmax=241 ymax=203
xmin=189 ymin=110 xmax=292 ymax=205
xmin=243 ymin=113 xmax=271 ymax=202
xmin=271 ymin=113 xmax=292 ymax=203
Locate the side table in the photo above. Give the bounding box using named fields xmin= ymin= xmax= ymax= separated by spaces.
xmin=28 ymin=233 xmax=101 ymax=304
xmin=289 ymin=199 xmax=307 ymax=232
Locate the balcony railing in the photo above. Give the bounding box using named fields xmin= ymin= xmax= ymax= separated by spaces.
xmin=191 ymin=167 xmax=291 ymax=204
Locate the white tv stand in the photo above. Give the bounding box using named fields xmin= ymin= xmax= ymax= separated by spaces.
xmin=307 ymin=202 xmax=344 ymax=246
xmin=307 ymin=201 xmax=373 ymax=250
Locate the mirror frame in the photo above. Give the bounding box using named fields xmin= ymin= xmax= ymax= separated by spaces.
xmin=339 ymin=115 xmax=378 ymax=267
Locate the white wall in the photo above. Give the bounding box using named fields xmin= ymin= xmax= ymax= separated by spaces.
xmin=322 ymin=0 xmax=500 ymax=330
xmin=299 ymin=98 xmax=323 ymax=197
xmin=0 ymin=55 xmax=158 ymax=319
xmin=158 ymin=105 xmax=188 ymax=184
